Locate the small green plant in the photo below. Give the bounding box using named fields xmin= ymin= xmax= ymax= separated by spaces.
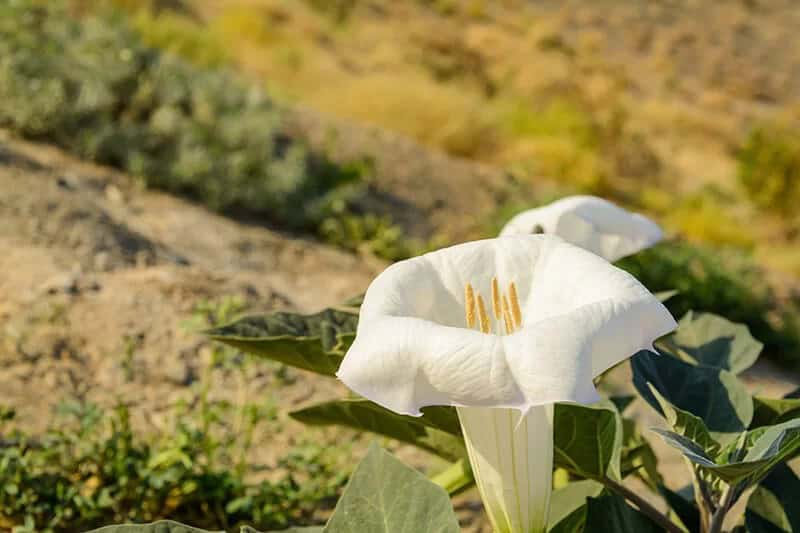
xmin=738 ymin=122 xmax=800 ymax=216
xmin=0 ymin=297 xmax=348 ymax=533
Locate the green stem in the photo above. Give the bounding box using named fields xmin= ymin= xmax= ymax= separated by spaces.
xmin=602 ymin=476 xmax=684 ymax=533
xmin=707 ymin=486 xmax=736 ymax=533
xmin=431 ymin=459 xmax=474 ymax=496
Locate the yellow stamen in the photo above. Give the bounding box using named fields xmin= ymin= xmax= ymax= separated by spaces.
xmin=476 ymin=294 xmax=490 ymax=333
xmin=501 ymin=295 xmax=514 ymax=334
xmin=509 ymin=282 xmax=523 ymax=328
xmin=491 ymin=277 xmax=502 ymax=319
xmin=465 ymin=284 xmax=476 ymax=329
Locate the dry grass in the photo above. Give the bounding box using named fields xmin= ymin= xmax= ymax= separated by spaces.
xmin=85 ymin=0 xmax=800 ymax=279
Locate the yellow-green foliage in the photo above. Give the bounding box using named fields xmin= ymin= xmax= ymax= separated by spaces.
xmin=665 ymin=192 xmax=755 ymax=249
xmin=496 ymin=98 xmax=610 ymax=193
xmin=738 ymin=122 xmax=800 ymax=215
xmin=133 ymin=10 xmax=228 ymax=66
xmin=312 ymin=73 xmax=496 ymax=158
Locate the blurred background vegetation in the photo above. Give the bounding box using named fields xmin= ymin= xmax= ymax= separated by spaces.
xmin=2 ymin=0 xmax=800 ymax=531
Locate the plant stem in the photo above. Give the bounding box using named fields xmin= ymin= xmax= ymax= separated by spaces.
xmin=431 ymin=459 xmax=473 ymax=496
xmin=707 ymin=486 xmax=736 ymax=533
xmin=602 ymin=476 xmax=684 ymax=533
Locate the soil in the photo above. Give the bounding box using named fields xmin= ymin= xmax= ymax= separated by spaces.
xmin=0 ymin=129 xmax=381 ymax=432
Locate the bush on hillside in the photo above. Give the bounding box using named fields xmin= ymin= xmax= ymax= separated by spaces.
xmin=738 ymin=122 xmax=800 ymax=216
xmin=618 ymin=240 xmax=800 ymax=365
xmin=0 ymin=0 xmax=361 ymax=230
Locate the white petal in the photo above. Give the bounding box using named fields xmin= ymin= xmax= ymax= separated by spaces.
xmin=499 ymin=196 xmax=663 ymax=262
xmin=337 ymin=235 xmax=676 ymax=415
xmin=458 ymin=405 xmax=553 ymax=533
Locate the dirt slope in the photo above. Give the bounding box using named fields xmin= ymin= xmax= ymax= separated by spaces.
xmin=0 ymin=130 xmax=383 ymax=435
xmin=1 ymin=124 xmax=797 ymax=530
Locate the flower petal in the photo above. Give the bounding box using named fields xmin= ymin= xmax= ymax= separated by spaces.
xmin=337 ymin=235 xmax=676 ymax=415
xmin=499 ymin=196 xmax=663 ymax=262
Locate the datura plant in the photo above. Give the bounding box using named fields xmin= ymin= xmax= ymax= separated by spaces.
xmin=87 ymin=197 xmax=800 ymax=533
xmin=337 ymin=235 xmax=676 ymax=533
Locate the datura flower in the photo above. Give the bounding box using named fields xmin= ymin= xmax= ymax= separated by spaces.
xmin=337 ymin=235 xmax=676 ymax=533
xmin=499 ymin=195 xmax=663 ymax=262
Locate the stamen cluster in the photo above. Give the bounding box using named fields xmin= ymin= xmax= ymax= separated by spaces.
xmin=465 ymin=278 xmax=523 ymax=335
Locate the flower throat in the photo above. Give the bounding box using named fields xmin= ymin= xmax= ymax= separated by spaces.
xmin=465 ymin=278 xmax=522 ymax=335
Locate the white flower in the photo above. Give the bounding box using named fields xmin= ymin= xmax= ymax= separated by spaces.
xmin=499 ymin=196 xmax=663 ymax=262
xmin=337 ymin=235 xmax=676 ymax=533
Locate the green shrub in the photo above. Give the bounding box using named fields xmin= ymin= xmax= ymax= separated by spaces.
xmin=0 ymin=0 xmax=361 ymax=231
xmin=0 ymin=298 xmax=347 ymax=533
xmin=0 ymin=403 xmax=344 ymax=533
xmin=618 ymin=240 xmax=800 ymax=366
xmin=738 ymin=123 xmax=800 ymax=215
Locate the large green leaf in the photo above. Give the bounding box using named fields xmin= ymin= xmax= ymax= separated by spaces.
xmin=620 ymin=417 xmax=662 ymax=489
xmin=752 ymin=396 xmax=800 ymax=428
xmin=648 ymin=385 xmax=720 ymax=456
xmin=583 ymin=494 xmax=662 ymax=533
xmin=650 ymin=428 xmax=719 ymax=468
xmin=244 ymin=526 xmax=324 ymax=533
xmin=207 ymin=308 xmax=359 ymax=376
xmin=632 ymin=351 xmax=753 ymax=443
xmin=746 ymin=463 xmax=800 ymax=532
xmin=659 ymin=486 xmax=700 ymax=533
xmin=656 ymin=419 xmax=800 ymax=486
xmin=87 ymin=523 xmax=323 ymax=533
xmin=87 ymin=522 xmax=221 ymax=533
xmin=703 ymin=418 xmax=800 ymax=485
xmin=553 ymin=402 xmax=621 ymax=482
xmin=658 ymin=311 xmax=762 ymax=374
xmin=547 ymin=480 xmax=604 ymax=533
xmin=290 ymin=399 xmax=465 ymax=461
xmin=324 ymin=444 xmax=459 ymax=533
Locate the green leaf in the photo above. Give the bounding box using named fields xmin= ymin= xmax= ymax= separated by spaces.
xmin=86 ymin=521 xmax=222 ymax=533
xmin=290 ymin=399 xmax=465 ymax=461
xmin=655 ymin=290 xmax=680 ymax=303
xmin=242 ymin=528 xmax=322 ymax=533
xmin=656 ymin=418 xmax=800 ymax=486
xmin=746 ymin=463 xmax=800 ymax=532
xmin=324 ymin=444 xmax=459 ymax=533
xmin=620 ymin=417 xmax=662 ymax=489
xmin=610 ymin=395 xmax=636 ymax=414
xmin=207 ymin=308 xmax=359 ymax=376
xmin=703 ymin=418 xmax=800 ymax=485
xmin=342 ymin=294 xmax=364 ymax=308
xmin=547 ymin=480 xmax=604 ymax=532
xmin=648 ymin=385 xmax=721 ymax=456
xmin=583 ymin=493 xmax=662 ymax=533
xmin=650 ymin=428 xmax=719 ymax=468
xmin=553 ymin=402 xmax=621 ymax=481
xmin=786 ymin=388 xmax=800 ymax=399
xmin=632 ymin=351 xmax=753 ymax=444
xmin=659 ymin=311 xmax=763 ymax=374
xmin=659 ymin=486 xmax=700 ymax=533
xmin=87 ymin=523 xmax=322 ymax=533
xmin=752 ymin=396 xmax=800 ymax=428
